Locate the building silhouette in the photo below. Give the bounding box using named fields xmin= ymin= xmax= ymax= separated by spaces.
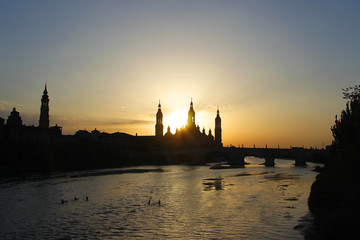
xmin=155 ymin=101 xmax=163 ymax=137
xmin=187 ymin=99 xmax=196 ymax=128
xmin=0 ymin=117 xmax=4 ymax=143
xmin=0 ymin=84 xmax=61 ymax=144
xmin=0 ymin=88 xmax=224 ymax=175
xmin=39 ymin=84 xmax=50 ymax=129
xmin=6 ymin=108 xmax=22 ymax=127
xmin=155 ymin=99 xmax=222 ymax=147
xmin=0 ymin=85 xmax=222 ymax=150
xmin=215 ymin=108 xmax=222 ymax=146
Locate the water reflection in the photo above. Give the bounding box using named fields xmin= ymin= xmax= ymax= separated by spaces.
xmin=202 ymin=177 xmax=224 ymax=191
xmin=264 ymin=172 xmax=300 ymax=181
xmin=0 ymin=159 xmax=322 ymax=239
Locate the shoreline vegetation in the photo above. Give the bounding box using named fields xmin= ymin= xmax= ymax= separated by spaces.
xmin=306 ymin=85 xmax=360 ymax=239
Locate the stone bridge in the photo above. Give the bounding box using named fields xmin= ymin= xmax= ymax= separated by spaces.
xmin=222 ymin=147 xmax=328 ymax=166
xmin=151 ymin=147 xmax=328 ymax=166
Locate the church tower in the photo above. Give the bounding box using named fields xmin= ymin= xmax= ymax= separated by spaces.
xmin=215 ymin=108 xmax=222 ymax=146
xmin=186 ymin=99 xmax=196 ymax=128
xmin=155 ymin=101 xmax=163 ymax=137
xmin=39 ymin=84 xmax=50 ymax=129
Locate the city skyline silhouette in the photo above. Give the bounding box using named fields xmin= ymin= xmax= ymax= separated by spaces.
xmin=0 ymin=84 xmax=329 ymax=149
xmin=1 ymin=1 xmax=360 ymax=148
xmin=1 ymin=2 xmax=360 ymax=239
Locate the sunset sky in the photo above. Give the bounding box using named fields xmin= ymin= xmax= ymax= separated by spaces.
xmin=1 ymin=0 xmax=359 ymax=148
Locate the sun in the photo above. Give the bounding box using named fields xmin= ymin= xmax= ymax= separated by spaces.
xmin=164 ymin=109 xmax=188 ymax=133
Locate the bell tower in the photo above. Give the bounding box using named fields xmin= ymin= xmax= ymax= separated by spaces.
xmin=187 ymin=99 xmax=196 ymax=128
xmin=155 ymin=101 xmax=163 ymax=137
xmin=39 ymin=84 xmax=50 ymax=129
xmin=215 ymin=108 xmax=222 ymax=146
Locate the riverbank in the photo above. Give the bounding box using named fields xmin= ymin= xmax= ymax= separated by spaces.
xmin=0 ymin=143 xmax=198 ymax=180
xmin=307 ymin=158 xmax=360 ymax=239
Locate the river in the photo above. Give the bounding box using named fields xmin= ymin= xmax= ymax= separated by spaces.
xmin=0 ymin=157 xmax=320 ymax=239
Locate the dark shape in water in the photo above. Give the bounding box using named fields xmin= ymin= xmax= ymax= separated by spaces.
xmin=202 ymin=177 xmax=224 ymax=191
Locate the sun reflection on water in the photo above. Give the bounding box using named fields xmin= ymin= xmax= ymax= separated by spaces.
xmin=0 ymin=159 xmax=321 ymax=239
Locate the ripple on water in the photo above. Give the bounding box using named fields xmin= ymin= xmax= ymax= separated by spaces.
xmin=0 ymin=163 xmax=318 ymax=239
xmin=264 ymin=172 xmax=300 ymax=181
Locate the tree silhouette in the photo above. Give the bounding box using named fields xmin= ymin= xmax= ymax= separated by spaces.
xmin=331 ymin=85 xmax=360 ymax=157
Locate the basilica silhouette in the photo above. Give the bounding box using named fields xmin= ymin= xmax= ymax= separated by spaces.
xmin=155 ymin=100 xmax=222 ymax=147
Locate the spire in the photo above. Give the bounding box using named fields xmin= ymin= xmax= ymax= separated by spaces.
xmin=215 ymin=107 xmax=222 ymax=146
xmin=39 ymin=84 xmax=50 ymax=128
xmin=155 ymin=100 xmax=163 ymax=137
xmin=43 ymin=83 xmax=48 ymax=95
xmin=187 ymin=98 xmax=195 ymax=127
xmin=157 ymin=100 xmax=162 ymax=114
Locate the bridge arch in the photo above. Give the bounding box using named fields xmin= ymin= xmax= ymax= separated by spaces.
xmin=220 ymin=147 xmax=318 ymax=166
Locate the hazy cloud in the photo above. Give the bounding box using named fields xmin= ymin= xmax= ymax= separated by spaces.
xmin=51 ymin=114 xmax=153 ymax=127
xmin=0 ymin=100 xmax=20 ymax=112
xmin=110 ymin=119 xmax=153 ymax=125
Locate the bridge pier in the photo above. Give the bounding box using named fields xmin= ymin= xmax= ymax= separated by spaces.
xmin=263 ymin=149 xmax=275 ymax=166
xmin=294 ymin=150 xmax=307 ymax=166
xmin=294 ymin=157 xmax=306 ymax=166
xmin=264 ymin=156 xmax=275 ymax=166
xmin=228 ymin=152 xmax=246 ymax=166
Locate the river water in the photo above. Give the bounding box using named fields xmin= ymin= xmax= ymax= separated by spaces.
xmin=0 ymin=158 xmax=319 ymax=239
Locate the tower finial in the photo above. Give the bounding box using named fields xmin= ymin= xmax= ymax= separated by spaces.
xmin=44 ymin=83 xmax=48 ymax=94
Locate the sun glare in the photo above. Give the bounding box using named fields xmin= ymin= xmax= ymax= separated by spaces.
xmin=163 ymin=108 xmax=209 ymax=134
xmin=163 ymin=109 xmax=189 ymax=134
